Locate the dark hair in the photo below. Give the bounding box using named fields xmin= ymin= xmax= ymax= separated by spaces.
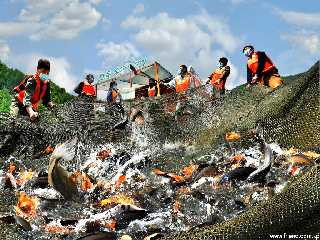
xmin=86 ymin=74 xmax=94 ymax=81
xmin=37 ymin=59 xmax=50 ymax=71
xmin=110 ymin=80 xmax=117 ymax=88
xmin=219 ymin=57 xmax=228 ymax=65
xmin=242 ymin=45 xmax=254 ymax=53
xmin=179 ymin=64 xmax=187 ymax=71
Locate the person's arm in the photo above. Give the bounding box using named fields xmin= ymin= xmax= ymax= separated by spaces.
xmin=106 ymin=90 xmax=113 ymax=102
xmin=24 ymin=79 xmax=36 ymax=107
xmin=220 ymin=66 xmax=230 ymax=82
xmin=24 ymin=78 xmax=39 ymax=120
xmin=74 ymin=82 xmax=84 ymax=95
xmin=42 ymin=81 xmax=51 ymax=107
xmin=256 ymin=52 xmax=267 ymax=79
xmin=247 ymin=65 xmax=253 ymax=84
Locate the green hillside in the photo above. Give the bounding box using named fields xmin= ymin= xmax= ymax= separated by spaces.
xmin=0 ymin=61 xmax=73 ymax=112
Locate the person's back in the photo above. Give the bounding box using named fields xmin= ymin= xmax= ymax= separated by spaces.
xmin=207 ymin=57 xmax=230 ymax=97
xmin=107 ymin=81 xmax=122 ymax=104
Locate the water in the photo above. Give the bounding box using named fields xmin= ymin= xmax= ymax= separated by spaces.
xmin=0 ymin=85 xmax=318 ymax=239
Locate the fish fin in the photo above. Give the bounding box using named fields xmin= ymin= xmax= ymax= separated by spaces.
xmin=51 ymin=138 xmax=77 ymax=162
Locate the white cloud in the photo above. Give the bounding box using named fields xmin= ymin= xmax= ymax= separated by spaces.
xmin=96 ymin=41 xmax=141 ymax=67
xmin=0 ymin=0 xmax=102 ymax=40
xmin=282 ymin=32 xmax=320 ymax=55
xmin=30 ymin=1 xmax=102 ymax=40
xmin=275 ymin=9 xmax=320 ymax=28
xmin=275 ymin=8 xmax=320 ymax=56
xmin=120 ymin=10 xmax=241 ymax=87
xmin=10 ymin=53 xmax=78 ymax=92
xmin=0 ymin=40 xmax=10 ymax=62
xmin=89 ymin=0 xmax=103 ymax=5
xmin=0 ymin=22 xmax=40 ymax=38
xmin=133 ymin=3 xmax=145 ymax=15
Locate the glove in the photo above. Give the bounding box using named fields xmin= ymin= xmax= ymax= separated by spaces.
xmin=47 ymin=102 xmax=55 ymax=109
xmin=26 ymin=106 xmax=39 ymax=121
xmin=252 ymin=74 xmax=258 ymax=84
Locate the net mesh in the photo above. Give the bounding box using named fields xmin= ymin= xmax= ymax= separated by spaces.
xmin=0 ymin=62 xmax=319 ymax=239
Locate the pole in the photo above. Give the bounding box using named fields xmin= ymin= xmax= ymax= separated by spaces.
xmin=155 ymin=62 xmax=160 ymax=96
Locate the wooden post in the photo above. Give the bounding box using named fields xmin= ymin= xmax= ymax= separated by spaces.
xmin=154 ymin=62 xmax=160 ymax=96
xmin=129 ymin=71 xmax=133 ymax=88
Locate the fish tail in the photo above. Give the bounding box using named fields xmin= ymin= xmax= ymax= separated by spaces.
xmin=51 ymin=138 xmax=77 ymax=162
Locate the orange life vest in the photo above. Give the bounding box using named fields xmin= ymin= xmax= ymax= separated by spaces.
xmin=111 ymin=89 xmax=118 ymax=102
xmin=210 ymin=67 xmax=225 ymax=90
xmin=175 ymin=74 xmax=191 ymax=93
xmin=247 ymin=52 xmax=275 ymax=75
xmin=81 ymin=81 xmax=96 ymax=96
xmin=15 ymin=76 xmax=47 ymax=110
xmin=148 ymin=86 xmax=156 ymax=97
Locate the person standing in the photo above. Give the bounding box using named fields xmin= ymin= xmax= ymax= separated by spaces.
xmin=207 ymin=57 xmax=230 ymax=97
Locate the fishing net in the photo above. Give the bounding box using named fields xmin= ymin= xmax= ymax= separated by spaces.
xmin=0 ymin=62 xmax=319 ymax=239
xmin=161 ymin=62 xmax=320 ymax=239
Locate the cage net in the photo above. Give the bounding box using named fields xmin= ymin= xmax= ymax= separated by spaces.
xmin=0 ymin=62 xmax=319 ymax=239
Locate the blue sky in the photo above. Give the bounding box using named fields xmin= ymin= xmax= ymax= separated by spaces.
xmin=0 ymin=0 xmax=319 ymax=92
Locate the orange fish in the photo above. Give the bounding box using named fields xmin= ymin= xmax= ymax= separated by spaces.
xmin=182 ymin=164 xmax=199 ymax=178
xmin=176 ymin=186 xmax=191 ymax=195
xmin=289 ymin=155 xmax=310 ymax=166
xmin=114 ymin=175 xmax=126 ymax=189
xmin=226 ymin=132 xmax=241 ymax=142
xmin=70 ymin=170 xmax=82 ymax=185
xmin=303 ymin=151 xmax=320 ymax=159
xmin=81 ymin=173 xmax=93 ymax=191
xmin=104 ymin=219 xmax=117 ymax=231
xmin=45 ymin=222 xmax=71 ymax=235
xmin=16 ymin=169 xmax=34 ymax=186
xmin=96 ymin=150 xmax=111 ymax=160
xmin=288 ymin=165 xmax=303 ymax=176
xmin=167 ymin=173 xmax=185 ymax=183
xmin=43 ymin=145 xmax=54 ymax=155
xmin=152 ymin=168 xmax=167 ymax=176
xmin=15 ymin=192 xmax=39 ymax=220
xmin=173 ymin=200 xmax=181 ymax=214
xmin=100 ymin=195 xmax=135 ymax=207
xmin=230 ymin=155 xmax=246 ymax=164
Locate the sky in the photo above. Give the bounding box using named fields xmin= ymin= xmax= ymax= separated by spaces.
xmin=0 ymin=0 xmax=319 ymax=92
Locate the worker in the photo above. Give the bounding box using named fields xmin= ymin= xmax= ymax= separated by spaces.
xmin=206 ymin=57 xmax=230 ymax=97
xmin=243 ymin=45 xmax=283 ymax=90
xmin=107 ymin=81 xmax=122 ymax=104
xmin=147 ymin=78 xmax=158 ymax=97
xmin=11 ymin=59 xmax=54 ymax=121
xmin=107 ymin=80 xmax=125 ymax=118
xmin=174 ymin=64 xmax=192 ymax=93
xmin=74 ymin=74 xmax=96 ymax=97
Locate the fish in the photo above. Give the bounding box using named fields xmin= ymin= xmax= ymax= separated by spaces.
xmin=111 ymin=117 xmax=128 ymax=131
xmin=225 ymin=132 xmax=241 ymax=142
xmin=0 ymin=214 xmax=32 ymax=231
xmin=129 ymin=108 xmax=143 ymax=122
xmin=144 ymin=233 xmax=164 ymax=240
xmin=116 ymin=204 xmax=148 ymax=230
xmin=76 ymin=232 xmax=117 ymax=240
xmin=31 ymin=171 xmax=49 ymax=189
xmin=221 ymin=167 xmax=257 ymax=183
xmin=48 ymin=138 xmax=79 ymax=201
xmin=193 ymin=165 xmax=220 ymax=182
xmin=246 ymin=142 xmax=273 ymax=182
